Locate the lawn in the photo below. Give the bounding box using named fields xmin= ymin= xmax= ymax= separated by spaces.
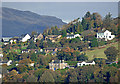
xmin=85 ymin=42 xmax=118 ymax=60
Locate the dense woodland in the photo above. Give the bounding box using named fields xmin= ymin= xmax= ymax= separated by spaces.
xmin=1 ymin=11 xmax=120 ymax=83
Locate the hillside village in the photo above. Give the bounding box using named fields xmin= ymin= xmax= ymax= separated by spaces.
xmin=0 ymin=12 xmax=119 ymax=82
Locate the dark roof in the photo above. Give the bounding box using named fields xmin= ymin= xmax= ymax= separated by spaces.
xmin=67 ymin=34 xmax=74 ymax=37
xmin=52 ymin=51 xmax=56 ymax=54
xmin=45 ymin=47 xmax=56 ymax=50
xmin=86 ymin=61 xmax=94 ymax=63
xmin=53 ymin=60 xmax=60 ymax=63
xmin=50 ymin=60 xmax=64 ymax=63
xmin=22 ymin=49 xmax=30 ymax=51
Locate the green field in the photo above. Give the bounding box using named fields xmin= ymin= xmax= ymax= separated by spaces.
xmin=85 ymin=42 xmax=118 ymax=60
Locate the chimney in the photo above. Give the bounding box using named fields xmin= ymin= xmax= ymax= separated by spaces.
xmin=62 ymin=60 xmax=64 ymax=63
xmin=52 ymin=60 xmax=54 ymax=63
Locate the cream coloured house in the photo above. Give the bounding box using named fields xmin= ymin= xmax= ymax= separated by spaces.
xmin=49 ymin=60 xmax=68 ymax=71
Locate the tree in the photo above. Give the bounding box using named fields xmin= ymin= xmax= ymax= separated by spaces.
xmin=39 ymin=70 xmax=55 ymax=82
xmin=104 ymin=46 xmax=118 ymax=62
xmin=27 ymin=40 xmax=36 ymax=49
xmin=91 ymin=37 xmax=98 ymax=47
xmin=61 ymin=29 xmax=67 ymax=37
xmin=84 ymin=11 xmax=91 ymax=18
xmin=103 ymin=12 xmax=113 ymax=28
xmin=30 ymin=53 xmax=37 ymax=62
xmin=77 ymin=53 xmax=88 ymax=61
xmin=26 ymin=74 xmax=37 ymax=82
xmin=81 ymin=17 xmax=87 ymax=30
xmin=31 ymin=31 xmax=37 ymax=37
xmin=57 ymin=47 xmax=75 ymax=61
xmin=91 ymin=13 xmax=103 ymax=28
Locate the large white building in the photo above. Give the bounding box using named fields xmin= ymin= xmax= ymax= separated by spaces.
xmin=66 ymin=34 xmax=81 ymax=39
xmin=97 ymin=30 xmax=115 ymax=41
xmin=77 ymin=61 xmax=95 ymax=67
xmin=22 ymin=34 xmax=31 ymax=42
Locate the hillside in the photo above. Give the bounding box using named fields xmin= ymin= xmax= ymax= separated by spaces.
xmin=1 ymin=7 xmax=66 ymax=37
xmin=85 ymin=42 xmax=118 ymax=60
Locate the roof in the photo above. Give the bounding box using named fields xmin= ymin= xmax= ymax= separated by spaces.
xmin=22 ymin=49 xmax=30 ymax=51
xmin=45 ymin=47 xmax=56 ymax=50
xmin=53 ymin=60 xmax=60 ymax=63
xmin=78 ymin=61 xmax=94 ymax=63
xmin=2 ymin=37 xmax=12 ymax=42
xmin=86 ymin=61 xmax=94 ymax=63
xmin=52 ymin=51 xmax=56 ymax=54
xmin=50 ymin=60 xmax=65 ymax=63
xmin=67 ymin=34 xmax=74 ymax=37
xmin=47 ymin=35 xmax=58 ymax=38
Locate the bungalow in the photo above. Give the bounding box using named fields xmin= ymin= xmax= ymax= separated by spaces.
xmin=21 ymin=49 xmax=30 ymax=53
xmin=2 ymin=37 xmax=12 ymax=42
xmin=106 ymin=61 xmax=118 ymax=64
xmin=77 ymin=61 xmax=95 ymax=67
xmin=66 ymin=34 xmax=80 ymax=39
xmin=0 ymin=60 xmax=12 ymax=66
xmin=49 ymin=60 xmax=68 ymax=71
xmin=2 ymin=37 xmax=12 ymax=45
xmin=22 ymin=34 xmax=31 ymax=42
xmin=97 ymin=30 xmax=115 ymax=41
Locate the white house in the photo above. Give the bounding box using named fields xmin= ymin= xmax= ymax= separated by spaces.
xmin=66 ymin=34 xmax=80 ymax=39
xmin=16 ymin=64 xmax=19 ymax=66
xmin=0 ymin=54 xmax=3 ymax=57
xmin=22 ymin=34 xmax=31 ymax=42
xmin=97 ymin=30 xmax=115 ymax=41
xmin=0 ymin=60 xmax=12 ymax=66
xmin=77 ymin=61 xmax=95 ymax=67
xmin=7 ymin=60 xmax=12 ymax=66
xmin=28 ymin=63 xmax=34 ymax=67
xmin=0 ymin=74 xmax=2 ymax=78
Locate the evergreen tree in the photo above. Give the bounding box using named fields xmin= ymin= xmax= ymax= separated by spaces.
xmin=91 ymin=37 xmax=98 ymax=47
xmin=61 ymin=29 xmax=67 ymax=37
xmin=104 ymin=46 xmax=118 ymax=62
xmin=27 ymin=40 xmax=37 ymax=49
xmin=81 ymin=17 xmax=87 ymax=30
xmin=39 ymin=71 xmax=55 ymax=82
xmin=84 ymin=11 xmax=91 ymax=18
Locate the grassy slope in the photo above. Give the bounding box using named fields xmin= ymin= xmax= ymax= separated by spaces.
xmin=85 ymin=42 xmax=118 ymax=60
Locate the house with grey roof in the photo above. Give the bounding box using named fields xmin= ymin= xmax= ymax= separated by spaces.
xmin=66 ymin=34 xmax=81 ymax=39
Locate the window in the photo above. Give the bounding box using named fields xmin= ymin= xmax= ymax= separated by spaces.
xmin=83 ymin=64 xmax=85 ymax=66
xmin=109 ymin=36 xmax=111 ymax=38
